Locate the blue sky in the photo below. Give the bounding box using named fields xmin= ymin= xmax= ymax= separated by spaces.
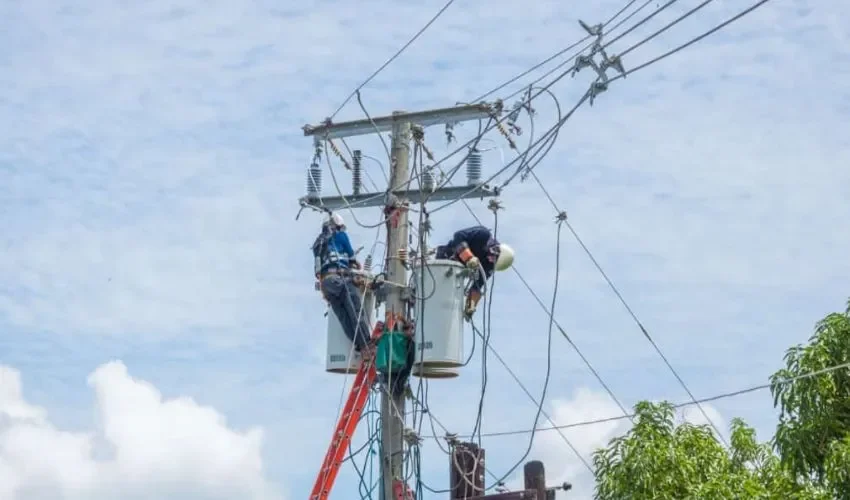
xmin=1 ymin=0 xmax=849 ymax=498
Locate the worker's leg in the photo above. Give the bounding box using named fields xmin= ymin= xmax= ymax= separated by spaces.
xmin=464 ymin=280 xmax=484 ymax=319
xmin=322 ymin=274 xmax=369 ymax=351
xmin=341 ymin=276 xmax=372 ymax=351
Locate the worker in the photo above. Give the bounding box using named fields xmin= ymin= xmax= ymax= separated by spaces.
xmin=312 ymin=213 xmax=374 ymax=361
xmin=435 ymin=225 xmax=515 ymax=319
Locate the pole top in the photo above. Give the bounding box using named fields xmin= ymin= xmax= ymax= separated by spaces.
xmin=302 ymin=103 xmax=496 ymax=140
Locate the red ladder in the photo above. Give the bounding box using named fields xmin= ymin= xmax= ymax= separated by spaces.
xmin=309 ymin=323 xmax=382 ymax=500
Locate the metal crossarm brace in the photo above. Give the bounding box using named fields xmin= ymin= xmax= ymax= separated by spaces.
xmin=298 ymin=184 xmax=500 ymax=211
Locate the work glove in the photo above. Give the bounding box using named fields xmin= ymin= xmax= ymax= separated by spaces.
xmin=465 ymin=256 xmax=480 ymax=270
xmin=463 ymin=301 xmax=476 ymax=321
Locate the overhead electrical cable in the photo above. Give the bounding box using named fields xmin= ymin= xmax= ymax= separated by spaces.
xmin=524 ymin=167 xmax=728 ymax=446
xmin=313 ymin=0 xmax=776 ymax=490
xmin=427 ymin=360 xmax=850 ymax=439
xmin=475 ymin=219 xmax=596 ymax=491
xmin=495 ymin=0 xmax=659 ymax=104
xmin=472 ymin=0 xmax=645 ymax=103
xmin=607 ymin=0 xmax=775 ymax=83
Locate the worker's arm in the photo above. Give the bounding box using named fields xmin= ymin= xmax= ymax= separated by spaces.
xmin=449 ymin=226 xmax=492 ymax=264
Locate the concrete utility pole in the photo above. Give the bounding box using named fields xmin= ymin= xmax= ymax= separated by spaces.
xmin=381 ymin=111 xmax=411 ymax=500
xmin=302 ymin=103 xmax=500 ymax=500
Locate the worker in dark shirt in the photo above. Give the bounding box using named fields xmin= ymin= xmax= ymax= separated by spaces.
xmin=435 ymin=225 xmax=515 ymax=319
xmin=312 ymin=213 xmax=374 ymax=361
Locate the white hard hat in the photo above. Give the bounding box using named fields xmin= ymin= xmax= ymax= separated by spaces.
xmin=494 ymin=243 xmax=514 ymax=271
xmin=327 ymin=212 xmax=345 ymax=228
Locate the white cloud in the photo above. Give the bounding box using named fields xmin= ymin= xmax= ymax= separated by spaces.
xmin=499 ymin=388 xmax=630 ymax=500
xmin=0 ymin=362 xmax=283 ymax=500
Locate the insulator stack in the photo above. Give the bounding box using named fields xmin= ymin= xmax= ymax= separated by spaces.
xmin=363 ymin=254 xmax=373 ymax=273
xmin=352 ymin=150 xmax=362 ymax=195
xmin=422 ymin=167 xmax=435 ymax=192
xmin=397 ymin=247 xmax=408 ymax=264
xmin=307 ymin=161 xmax=322 ymax=197
xmin=466 ymin=149 xmax=482 ymax=185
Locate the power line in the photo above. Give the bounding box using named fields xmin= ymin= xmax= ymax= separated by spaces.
xmin=327 ymin=0 xmax=459 ymax=120
xmin=524 ymin=168 xmax=729 ymax=446
xmin=427 ymin=360 xmax=850 ymax=439
xmin=481 ymin=218 xmax=597 ymax=490
xmin=443 ymin=0 xmax=780 ymax=447
xmin=495 ymin=0 xmax=659 ymax=104
xmin=309 ymin=0 xmax=778 ymax=490
xmin=429 ymin=99 xmax=633 ymax=425
xmin=608 ymin=0 xmax=775 ymax=82
xmin=471 ymin=0 xmax=644 ymax=103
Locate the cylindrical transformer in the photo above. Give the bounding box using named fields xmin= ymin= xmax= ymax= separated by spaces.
xmin=421 ymin=167 xmax=435 ymax=192
xmin=466 ymin=149 xmax=482 ymax=185
xmin=352 ymin=149 xmax=362 ymax=195
xmin=306 ymin=161 xmax=322 ymax=197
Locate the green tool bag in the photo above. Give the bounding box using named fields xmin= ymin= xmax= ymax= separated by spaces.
xmin=375 ymin=331 xmax=411 ymax=375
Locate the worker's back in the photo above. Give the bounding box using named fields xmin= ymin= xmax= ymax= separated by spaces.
xmin=313 ymin=228 xmax=354 ymax=274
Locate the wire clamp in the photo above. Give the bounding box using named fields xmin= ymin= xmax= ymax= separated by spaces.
xmin=506 ymin=101 xmax=524 ymax=136
xmin=491 ymin=98 xmax=505 ymax=115
xmin=444 ymin=122 xmax=456 ymax=145
xmin=579 ymin=19 xmax=603 ymax=38
xmin=600 ymin=52 xmax=626 ymax=77
xmin=412 ymin=126 xmax=435 ymax=161
xmin=589 ymin=77 xmax=609 ymax=106
xmin=403 ymin=428 xmax=422 ymax=446
xmin=571 ymin=53 xmax=596 ymax=77
xmin=419 ymin=212 xmax=433 ymax=235
xmin=444 ymin=432 xmax=459 ymax=447
xmin=487 ymin=199 xmax=503 ymax=213
xmin=554 ymin=211 xmax=568 ymax=224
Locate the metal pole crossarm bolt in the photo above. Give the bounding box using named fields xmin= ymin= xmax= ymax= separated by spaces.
xmin=302 ymin=103 xmax=497 ymax=140
xmin=298 ymin=184 xmax=500 ymax=211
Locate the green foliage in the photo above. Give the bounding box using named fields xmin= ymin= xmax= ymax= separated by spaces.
xmin=592 ymin=402 xmax=824 ymax=500
xmin=770 ymin=298 xmax=850 ymax=495
xmin=591 ymin=298 xmax=850 ymax=498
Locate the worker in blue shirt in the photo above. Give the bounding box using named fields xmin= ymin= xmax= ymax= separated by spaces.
xmin=435 ymin=225 xmax=515 ymax=319
xmin=313 ymin=213 xmax=374 ymax=361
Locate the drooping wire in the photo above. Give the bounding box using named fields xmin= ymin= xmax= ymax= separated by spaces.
xmin=429 ymin=102 xmax=633 ymax=433
xmin=526 ymin=168 xmax=729 ymax=446
xmin=432 ymin=142 xmax=631 ymax=434
xmin=489 ymin=218 xmax=596 ymax=491
xmin=471 ymin=209 xmax=501 ymax=446
xmin=468 ymin=323 xmax=599 ymax=464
